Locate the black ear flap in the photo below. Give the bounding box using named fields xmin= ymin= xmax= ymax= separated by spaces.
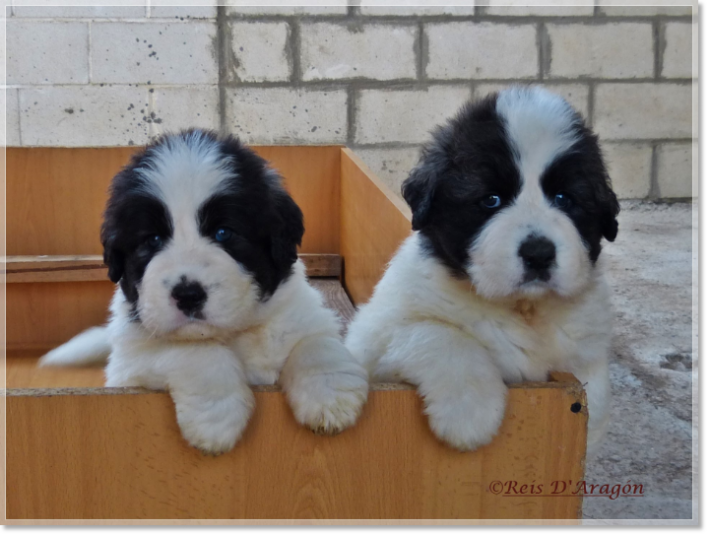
xmin=401 ymin=126 xmax=452 ymax=231
xmin=602 ymin=211 xmax=619 ymax=242
xmin=599 ymin=177 xmax=620 ymax=242
xmin=270 ymin=186 xmax=304 ymax=273
xmin=103 ymin=244 xmax=125 ymax=283
xmin=101 ymin=219 xmax=125 ymax=283
xmin=402 ymin=161 xmax=439 ymax=231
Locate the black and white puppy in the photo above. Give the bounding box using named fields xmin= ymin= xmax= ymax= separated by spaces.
xmin=345 ymin=86 xmax=619 ymax=455
xmin=41 ymin=129 xmax=368 ymax=454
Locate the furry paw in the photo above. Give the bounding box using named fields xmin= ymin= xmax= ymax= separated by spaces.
xmin=424 ymin=383 xmax=507 ymax=452
xmin=286 ymin=366 xmax=369 ymax=435
xmin=173 ymin=391 xmax=255 ymax=456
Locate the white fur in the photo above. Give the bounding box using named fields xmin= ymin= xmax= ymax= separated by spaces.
xmin=496 ymin=85 xmax=580 ymax=185
xmin=468 ymin=191 xmax=591 ymax=299
xmin=40 ymin=133 xmax=368 ymax=455
xmin=346 ymin=235 xmax=611 ymax=454
xmin=39 ymin=326 xmax=111 ymax=366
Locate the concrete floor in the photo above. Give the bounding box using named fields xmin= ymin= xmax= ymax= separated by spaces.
xmin=583 ymin=201 xmax=696 ymax=522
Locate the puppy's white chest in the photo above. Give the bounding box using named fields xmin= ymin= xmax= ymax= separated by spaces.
xmin=228 ymin=326 xmax=285 ymax=385
xmin=475 ymin=300 xmax=577 ymax=382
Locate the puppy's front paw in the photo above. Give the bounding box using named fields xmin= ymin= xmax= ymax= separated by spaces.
xmin=287 ymin=365 xmax=369 ymax=435
xmin=424 ymin=383 xmax=507 ymax=452
xmin=173 ymin=392 xmax=255 ymax=456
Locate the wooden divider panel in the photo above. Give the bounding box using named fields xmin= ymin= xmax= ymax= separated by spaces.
xmin=6 ymin=146 xmax=341 ymax=256
xmin=340 ymin=149 xmax=413 ymax=306
xmin=6 ymin=281 xmax=116 ymax=354
xmin=7 ymin=379 xmax=586 ymax=520
xmin=7 ymin=147 xmax=137 ymax=256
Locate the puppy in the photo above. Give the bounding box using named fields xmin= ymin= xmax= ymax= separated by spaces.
xmin=345 ymin=86 xmax=619 ymax=455
xmin=40 ymin=129 xmax=369 ymax=455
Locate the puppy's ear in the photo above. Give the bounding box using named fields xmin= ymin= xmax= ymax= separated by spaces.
xmin=270 ymin=180 xmax=304 ymax=273
xmin=100 ymin=157 xmax=147 ymax=284
xmin=588 ymin=133 xmax=620 ymax=242
xmin=593 ymin=169 xmax=620 ymax=242
xmin=600 ymin=184 xmax=620 ymax=242
xmin=402 ymin=161 xmax=439 ymax=231
xmin=402 ymin=126 xmax=452 ymax=231
xmin=101 ymin=233 xmax=125 ymax=283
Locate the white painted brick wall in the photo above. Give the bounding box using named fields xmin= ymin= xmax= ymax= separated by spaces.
xmin=150 ymin=5 xmax=217 ymax=20
xmin=355 ymin=86 xmax=471 ymax=144
xmin=547 ymin=23 xmax=654 ymax=79
xmin=693 ymin=81 xmax=699 ymax=133
xmin=480 ymin=1 xmax=594 ymax=17
xmin=226 ymin=88 xmax=347 ymax=144
xmin=19 ymin=86 xmax=152 ymax=146
xmin=148 ymin=86 xmax=220 ymax=134
xmin=355 ymin=147 xmax=422 ymax=194
xmin=91 ymin=22 xmax=218 ymax=84
xmin=657 ymin=142 xmax=696 ymax=198
xmin=13 ymin=5 xmax=147 ymax=18
xmin=226 ymin=1 xmax=348 ymax=17
xmin=597 ymin=1 xmax=693 ymax=17
xmin=4 ymin=6 xmax=695 ymax=199
xmin=662 ymin=22 xmax=695 ymax=79
xmin=4 ymin=88 xmax=21 ymax=146
xmin=426 ymin=23 xmax=538 ymax=80
xmin=359 ymin=2 xmax=475 ymax=16
xmin=594 ymin=83 xmax=693 ymax=140
xmin=300 ymin=22 xmax=417 ymax=81
xmin=601 ymin=143 xmax=653 ymax=199
xmin=230 ymin=21 xmax=291 ymax=82
xmin=7 ymin=21 xmax=89 ymax=84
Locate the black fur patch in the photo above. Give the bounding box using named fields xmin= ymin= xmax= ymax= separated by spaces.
xmin=540 ymin=125 xmax=620 ymax=262
xmin=101 ymin=161 xmax=173 ymax=305
xmin=402 ymin=94 xmax=521 ymax=276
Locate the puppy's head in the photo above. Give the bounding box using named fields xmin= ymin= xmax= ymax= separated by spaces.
xmin=402 ymin=86 xmax=619 ymax=300
xmin=101 ymin=129 xmax=304 ymax=339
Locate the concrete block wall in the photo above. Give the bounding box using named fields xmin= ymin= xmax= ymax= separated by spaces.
xmin=3 ymin=1 xmax=697 ymax=199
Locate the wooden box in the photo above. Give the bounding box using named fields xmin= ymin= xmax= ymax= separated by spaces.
xmin=3 ymin=146 xmax=587 ymax=522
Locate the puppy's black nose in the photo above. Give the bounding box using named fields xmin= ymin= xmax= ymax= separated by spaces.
xmin=171 ymin=279 xmax=207 ymax=316
xmin=518 ymin=235 xmax=556 ymax=279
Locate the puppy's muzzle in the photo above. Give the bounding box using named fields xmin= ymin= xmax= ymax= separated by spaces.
xmin=171 ymin=278 xmax=207 ymax=317
xmin=518 ymin=235 xmax=556 ymax=282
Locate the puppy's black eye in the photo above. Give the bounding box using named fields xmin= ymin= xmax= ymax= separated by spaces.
xmin=482 ymin=194 xmax=502 ymax=209
xmin=553 ymin=193 xmax=572 ymax=209
xmin=147 ymin=235 xmax=163 ymax=248
xmin=214 ymin=227 xmax=233 ymax=243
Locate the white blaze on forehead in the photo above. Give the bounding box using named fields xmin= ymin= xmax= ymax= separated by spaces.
xmin=496 ymin=86 xmax=580 ymax=187
xmin=135 ymin=131 xmax=237 ymax=238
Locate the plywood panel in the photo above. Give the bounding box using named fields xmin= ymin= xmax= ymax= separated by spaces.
xmin=7 ymin=356 xmax=106 ymax=389
xmin=6 ymin=281 xmax=116 ymax=353
xmin=6 ymin=378 xmax=586 ymax=520
xmin=6 ymin=147 xmax=137 ymax=256
xmin=340 ymin=149 xmax=413 ymax=305
xmin=6 ymin=146 xmax=341 ymax=256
